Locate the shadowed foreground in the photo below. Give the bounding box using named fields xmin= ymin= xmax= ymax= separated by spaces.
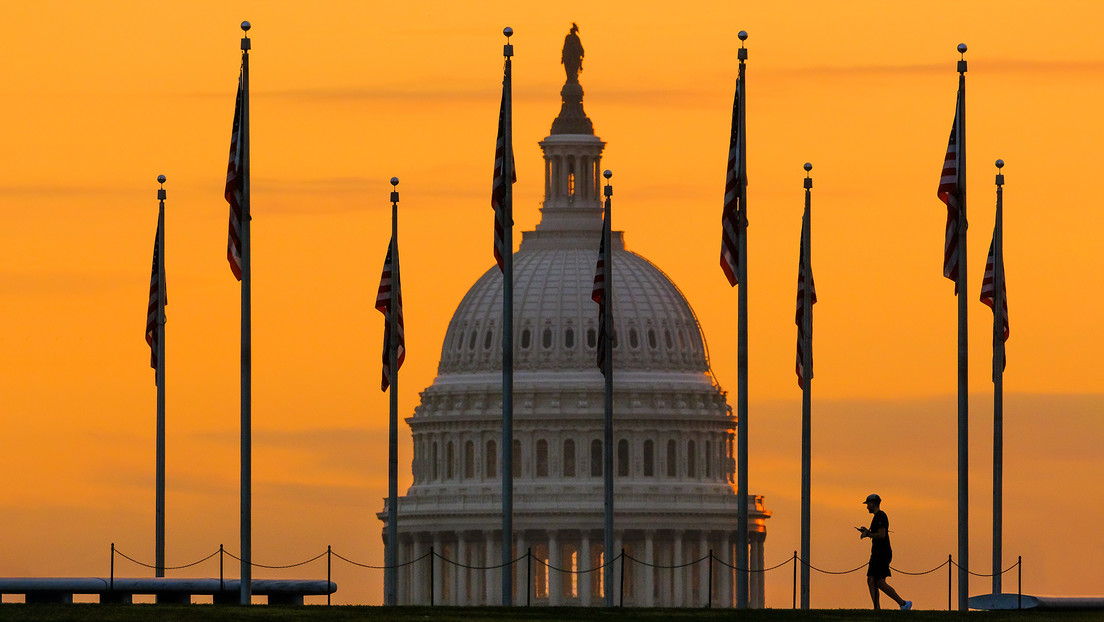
xmin=2 ymin=606 xmax=1103 ymax=622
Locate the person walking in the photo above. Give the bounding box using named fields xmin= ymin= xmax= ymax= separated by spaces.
xmin=859 ymin=493 xmax=912 ymax=610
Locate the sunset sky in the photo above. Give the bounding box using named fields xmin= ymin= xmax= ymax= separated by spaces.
xmin=2 ymin=0 xmax=1103 ymax=608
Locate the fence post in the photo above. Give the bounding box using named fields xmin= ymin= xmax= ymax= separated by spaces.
xmin=526 ymin=548 xmax=532 ymax=607
xmin=110 ymin=543 xmax=115 ymax=591
xmin=708 ymin=549 xmax=713 ymax=608
xmin=947 ymin=554 xmax=952 ymax=611
xmin=220 ymin=544 xmax=225 ymax=591
xmin=619 ymin=548 xmax=626 ymax=608
xmin=1017 ymin=555 xmax=1022 ymax=610
xmin=327 ymin=545 xmax=332 ymax=606
xmin=429 ymin=546 xmax=435 ymax=607
xmin=792 ymin=550 xmax=797 ymax=609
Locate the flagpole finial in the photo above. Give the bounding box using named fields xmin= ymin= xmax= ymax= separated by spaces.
xmin=995 ymin=160 xmax=1004 ymax=186
xmin=157 ymin=174 xmax=167 ymax=201
xmin=603 ymin=169 xmax=613 ymax=198
xmin=157 ymin=174 xmax=166 ymax=185
xmin=390 ymin=177 xmax=400 ymax=204
xmin=995 ymin=159 xmax=1004 ymax=169
xmin=803 ymin=163 xmax=813 ymax=189
xmin=957 ymin=43 xmax=967 ymax=56
xmin=241 ymin=21 xmax=251 ymax=51
xmin=503 ymin=27 xmax=514 ymax=58
xmin=956 ymin=43 xmax=967 ymax=73
xmin=738 ymin=30 xmax=748 ymax=61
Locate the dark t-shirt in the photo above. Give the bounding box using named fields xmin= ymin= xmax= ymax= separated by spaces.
xmin=869 ymin=510 xmax=892 ymax=557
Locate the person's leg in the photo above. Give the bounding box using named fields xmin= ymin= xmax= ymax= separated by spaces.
xmin=867 ymin=576 xmax=880 ymax=609
xmin=876 ymin=578 xmax=906 ymax=607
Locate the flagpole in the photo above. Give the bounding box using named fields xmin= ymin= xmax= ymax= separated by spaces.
xmin=600 ymin=170 xmax=614 ymax=608
xmin=499 ymin=26 xmax=515 ymax=606
xmin=155 ymin=174 xmax=167 ymax=578
xmin=385 ymin=177 xmax=400 ymax=606
xmin=992 ymin=159 xmax=1005 ymax=595
xmin=799 ymin=163 xmax=813 ymax=609
xmin=238 ymin=20 xmax=253 ymax=606
xmin=735 ymin=29 xmax=750 ymax=611
xmin=955 ymin=42 xmax=969 ymax=612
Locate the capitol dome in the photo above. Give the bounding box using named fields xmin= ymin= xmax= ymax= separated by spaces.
xmin=380 ymin=27 xmax=769 ymax=608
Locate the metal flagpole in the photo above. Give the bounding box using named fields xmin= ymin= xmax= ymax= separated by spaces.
xmin=992 ymin=159 xmax=1005 ymax=595
xmin=601 ymin=170 xmax=614 ymax=608
xmin=955 ymin=42 xmax=969 ymax=612
xmin=500 ymin=26 xmax=515 ymax=606
xmin=735 ymin=29 xmax=750 ymax=611
xmin=799 ymin=163 xmax=813 ymax=609
xmin=239 ymin=20 xmax=253 ymax=606
xmin=386 ymin=177 xmax=401 ymax=606
xmin=155 ymin=174 xmax=167 ymax=578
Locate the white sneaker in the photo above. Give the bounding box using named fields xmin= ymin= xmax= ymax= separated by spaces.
xmin=901 ymin=600 xmax=913 ymax=610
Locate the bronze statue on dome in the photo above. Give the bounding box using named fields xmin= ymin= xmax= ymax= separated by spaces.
xmin=562 ymin=23 xmax=584 ymax=84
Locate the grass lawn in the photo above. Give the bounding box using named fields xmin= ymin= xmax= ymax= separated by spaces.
xmin=2 ymin=606 xmax=1104 ymax=622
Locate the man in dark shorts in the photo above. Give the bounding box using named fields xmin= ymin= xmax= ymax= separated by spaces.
xmin=859 ymin=493 xmax=912 ymax=610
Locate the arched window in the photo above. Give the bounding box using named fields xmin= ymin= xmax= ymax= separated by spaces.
xmin=564 ymin=328 xmax=575 ymax=348
xmin=617 ymin=439 xmax=629 ymax=477
xmin=536 ymin=439 xmax=549 ymax=477
xmin=664 ymin=329 xmax=674 ymax=349
xmin=483 ymin=330 xmax=493 ymax=350
xmin=629 ymin=328 xmax=639 ymax=349
xmin=666 ymin=439 xmax=677 ymax=477
xmin=643 ymin=440 xmax=655 ymax=477
xmin=521 ymin=328 xmax=531 ymax=349
xmin=687 ymin=440 xmax=697 ymax=478
xmin=568 ymin=172 xmax=576 ymax=197
xmin=468 ymin=330 xmax=478 ymax=350
xmin=486 ymin=439 xmax=497 ymax=479
xmin=587 ymin=328 xmax=597 ymax=348
xmin=590 ymin=439 xmax=602 ymax=477
xmin=648 ymin=329 xmax=657 ymax=349
xmin=542 ymin=327 xmax=553 ymax=349
xmin=563 ymin=439 xmax=576 ymax=477
xmin=705 ymin=440 xmax=712 ymax=478
xmin=464 ymin=440 xmax=475 ymax=479
xmin=446 ymin=441 xmax=455 ymax=479
xmin=432 ymin=441 xmax=439 ymax=480
xmin=513 ymin=439 xmax=522 ymax=478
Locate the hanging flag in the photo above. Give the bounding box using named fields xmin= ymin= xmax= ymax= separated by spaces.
xmin=937 ymin=90 xmax=963 ymax=293
xmin=795 ymin=210 xmax=816 ymax=388
xmin=376 ymin=238 xmax=405 ymax=391
xmin=225 ymin=71 xmax=245 ymax=281
xmin=980 ymin=238 xmax=1009 ymax=358
xmin=592 ymin=218 xmax=612 ymax=374
xmin=491 ymin=86 xmax=516 ymax=272
xmin=720 ymin=76 xmax=744 ymax=287
xmin=145 ymin=211 xmax=166 ymax=375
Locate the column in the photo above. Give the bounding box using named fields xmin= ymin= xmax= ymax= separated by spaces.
xmin=672 ymin=531 xmax=684 ymax=607
xmin=432 ymin=535 xmax=443 ymax=605
xmin=699 ymin=531 xmax=710 ymax=607
xmin=484 ymin=533 xmax=498 ymax=605
xmin=644 ymin=530 xmax=655 ymax=607
xmin=515 ymin=531 xmax=527 ymax=606
xmin=456 ymin=534 xmax=467 ymax=605
xmin=722 ymin=534 xmax=733 ymax=608
xmin=751 ymin=534 xmax=765 ymax=608
xmin=411 ymin=537 xmax=425 ymax=605
xmin=614 ymin=532 xmax=623 ymax=604
xmin=548 ymin=531 xmax=562 ymax=605
xmin=579 ymin=531 xmax=592 ymax=606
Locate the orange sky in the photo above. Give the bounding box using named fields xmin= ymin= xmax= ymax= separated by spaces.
xmin=2 ymin=0 xmax=1103 ymax=608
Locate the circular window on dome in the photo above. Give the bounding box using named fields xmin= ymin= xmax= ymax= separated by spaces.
xmin=629 ymin=328 xmax=640 ymax=349
xmin=542 ymin=327 xmax=553 ymax=349
xmin=521 ymin=328 xmax=531 ymax=349
xmin=648 ymin=329 xmax=657 ymax=350
xmin=564 ymin=328 xmax=575 ymax=349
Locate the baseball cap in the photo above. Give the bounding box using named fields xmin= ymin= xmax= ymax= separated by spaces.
xmin=863 ymin=493 xmax=881 ymax=504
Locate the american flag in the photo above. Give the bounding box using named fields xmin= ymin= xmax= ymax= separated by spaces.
xmin=795 ymin=210 xmax=816 ymax=389
xmin=376 ymin=238 xmax=405 ymax=392
xmin=592 ymin=218 xmax=612 ymax=375
xmin=980 ymin=236 xmax=1009 ymax=370
xmin=937 ymin=90 xmax=963 ymax=293
xmin=225 ymin=71 xmax=245 ymax=281
xmin=720 ymin=76 xmax=744 ymax=287
xmin=145 ymin=210 xmax=166 ymax=379
xmin=491 ymin=78 xmax=516 ymax=273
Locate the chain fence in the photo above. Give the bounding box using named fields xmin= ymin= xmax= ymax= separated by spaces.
xmin=109 ymin=542 xmax=1023 ymax=609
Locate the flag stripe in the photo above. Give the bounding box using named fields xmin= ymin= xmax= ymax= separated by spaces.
xmin=491 ymin=71 xmax=516 ymax=273
xmin=980 ymin=239 xmax=1009 ymax=343
xmin=225 ymin=71 xmax=245 ymax=281
xmin=720 ymin=77 xmax=743 ymax=287
xmin=376 ymin=238 xmax=405 ymax=391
